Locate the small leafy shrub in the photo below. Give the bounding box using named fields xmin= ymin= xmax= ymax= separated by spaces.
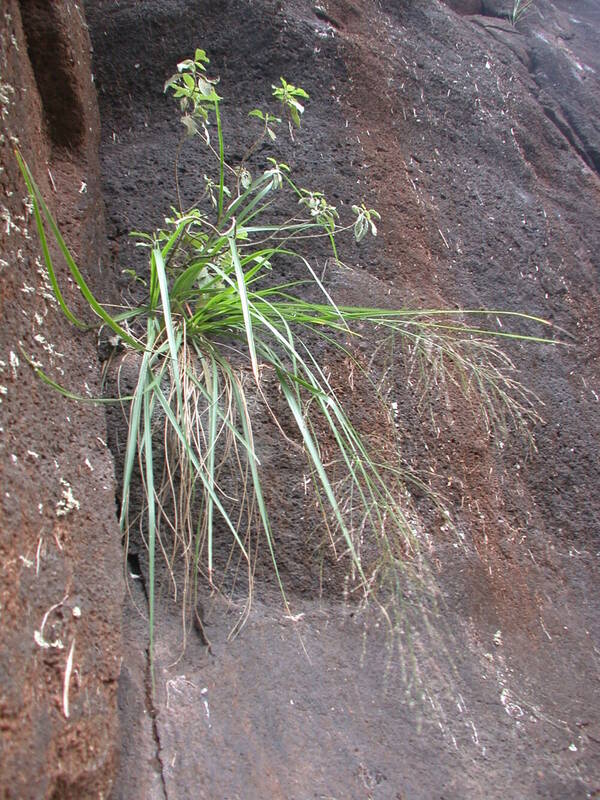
xmin=17 ymin=49 xmax=555 ymax=664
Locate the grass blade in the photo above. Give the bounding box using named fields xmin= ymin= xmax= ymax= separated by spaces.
xmin=153 ymin=380 xmax=250 ymax=560
xmin=153 ymin=247 xmax=183 ymax=408
xmin=142 ymin=367 xmax=157 ymax=690
xmin=15 ymin=150 xmax=139 ymax=348
xmin=276 ymin=366 xmax=365 ymax=583
xmin=204 ymin=356 xmax=219 ymax=583
xmin=229 ymin=235 xmax=259 ymax=383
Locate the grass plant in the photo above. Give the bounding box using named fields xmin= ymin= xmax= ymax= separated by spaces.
xmin=508 ymin=0 xmax=535 ymax=27
xmin=16 ymin=49 xmax=558 ymax=671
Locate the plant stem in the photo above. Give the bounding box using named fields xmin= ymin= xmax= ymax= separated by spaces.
xmin=174 ymin=136 xmax=186 ymax=213
xmin=215 ymin=100 xmax=225 ymax=221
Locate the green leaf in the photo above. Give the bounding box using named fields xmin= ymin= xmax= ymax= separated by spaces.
xmin=194 ymin=48 xmax=210 ymax=66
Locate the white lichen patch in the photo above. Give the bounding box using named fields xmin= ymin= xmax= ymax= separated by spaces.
xmin=0 ymin=78 xmax=15 ymax=118
xmin=27 ymin=354 xmax=42 ymax=369
xmin=9 ymin=350 xmax=19 ymax=377
xmin=1 ymin=206 xmax=19 ymax=235
xmin=390 ymin=399 xmax=400 ymax=429
xmin=33 ymin=333 xmax=64 ymax=359
xmin=56 ymin=479 xmax=80 ymax=517
xmin=500 ymin=686 xmax=523 ymax=719
xmin=36 ymin=258 xmax=59 ymax=306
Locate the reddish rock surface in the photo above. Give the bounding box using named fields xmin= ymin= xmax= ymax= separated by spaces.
xmin=0 ymin=3 xmax=122 ymax=797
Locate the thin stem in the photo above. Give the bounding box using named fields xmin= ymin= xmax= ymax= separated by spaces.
xmin=215 ymin=100 xmax=225 ymax=221
xmin=174 ymin=136 xmax=186 ymax=213
xmin=237 ymin=120 xmax=269 ymax=194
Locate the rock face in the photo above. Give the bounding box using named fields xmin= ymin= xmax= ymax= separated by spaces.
xmin=2 ymin=0 xmax=599 ymax=796
xmin=0 ymin=3 xmax=122 ymax=797
xmin=83 ymin=0 xmax=599 ymax=797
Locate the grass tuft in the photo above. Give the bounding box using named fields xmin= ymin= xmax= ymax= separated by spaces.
xmin=16 ymin=50 xmax=559 ymax=673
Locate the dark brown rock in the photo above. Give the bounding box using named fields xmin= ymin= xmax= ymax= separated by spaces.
xmin=84 ymin=0 xmax=600 ymax=795
xmin=444 ymin=0 xmax=483 ymax=16
xmin=1 ymin=0 xmax=597 ymax=796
